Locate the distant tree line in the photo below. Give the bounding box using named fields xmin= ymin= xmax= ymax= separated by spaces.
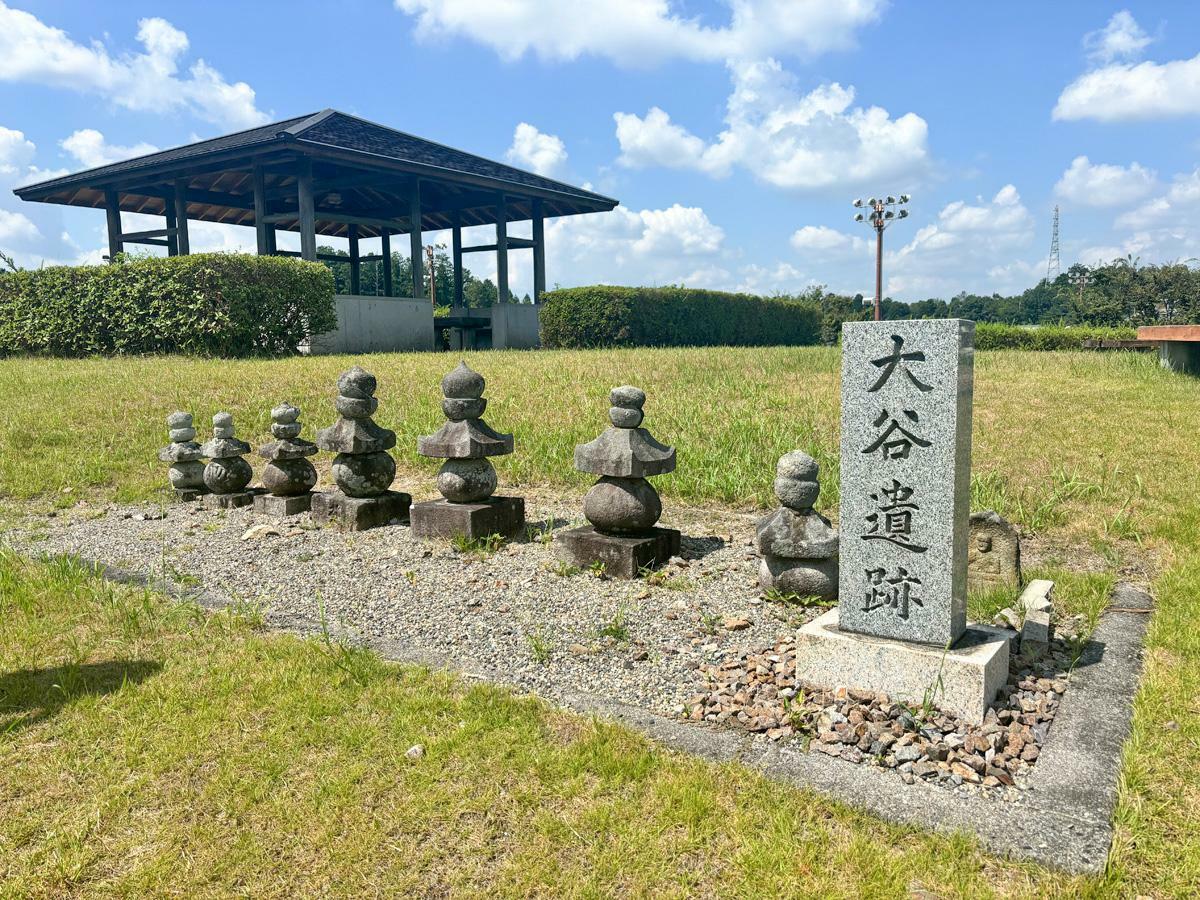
xmin=777 ymin=255 xmax=1200 ymax=342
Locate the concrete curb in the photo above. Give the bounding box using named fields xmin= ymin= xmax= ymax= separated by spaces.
xmin=83 ymin=558 xmax=1150 ymax=874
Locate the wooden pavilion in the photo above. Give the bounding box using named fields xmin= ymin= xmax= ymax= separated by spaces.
xmin=14 ymin=110 xmax=618 ymax=349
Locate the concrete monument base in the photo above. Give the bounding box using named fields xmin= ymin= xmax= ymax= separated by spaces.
xmin=556 ymin=525 xmax=681 ymax=579
xmin=794 ymin=609 xmax=1011 ymax=724
xmin=311 ymin=490 xmax=411 ymax=531
xmin=203 ymin=490 xmax=257 ymax=510
xmin=253 ymin=493 xmax=313 ymax=517
xmin=410 ymin=496 xmax=525 ymax=540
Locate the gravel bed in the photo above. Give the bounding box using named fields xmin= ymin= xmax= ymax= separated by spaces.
xmin=10 ymin=494 xmax=817 ymax=717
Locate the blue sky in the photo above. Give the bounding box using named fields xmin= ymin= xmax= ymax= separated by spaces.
xmin=1 ymin=1 xmax=1198 ymax=301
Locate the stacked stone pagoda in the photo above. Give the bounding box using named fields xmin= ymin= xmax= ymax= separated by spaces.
xmin=253 ymin=403 xmax=319 ymax=516
xmin=755 ymin=451 xmax=838 ymax=600
xmin=312 ymin=366 xmax=410 ymax=530
xmin=411 ymin=362 xmax=525 ymax=540
xmin=158 ymin=411 xmax=207 ymax=501
xmin=556 ymin=385 xmax=679 ymax=578
xmin=201 ymin=412 xmax=255 ymax=509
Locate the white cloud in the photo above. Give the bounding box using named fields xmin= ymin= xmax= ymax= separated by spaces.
xmin=1114 ymin=169 xmax=1200 ymax=265
xmin=0 ymin=125 xmax=35 ymax=177
xmin=615 ymin=59 xmax=928 ymax=189
xmin=790 ymin=224 xmax=866 ymax=253
xmin=0 ymin=208 xmax=40 ymax=243
xmin=393 ymin=0 xmax=884 ymax=66
xmin=60 ymin=129 xmax=159 ymax=168
xmin=1085 ymin=10 xmax=1152 ymax=64
xmin=505 ymin=123 xmax=567 ymax=176
xmin=0 ymin=5 xmax=268 ymax=127
xmin=1054 ymin=156 xmax=1157 ymax=207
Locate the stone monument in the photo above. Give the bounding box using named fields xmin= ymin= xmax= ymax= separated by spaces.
xmin=555 ymin=385 xmax=680 ymax=578
xmin=967 ymin=509 xmax=1022 ymax=591
xmin=311 ymin=365 xmax=411 ymax=530
xmin=794 ymin=320 xmax=1010 ymax=723
xmin=756 ymin=451 xmax=838 ymax=599
xmin=201 ymin=412 xmax=256 ymax=509
xmin=158 ymin=411 xmax=207 ymax=501
xmin=410 ymin=362 xmax=525 ymax=540
xmin=253 ymin=403 xmax=319 ymax=516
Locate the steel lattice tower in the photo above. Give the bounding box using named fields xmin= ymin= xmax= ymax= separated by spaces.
xmin=1046 ymin=205 xmax=1061 ymax=282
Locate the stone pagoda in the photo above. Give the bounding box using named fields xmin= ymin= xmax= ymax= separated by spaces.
xmin=312 ymin=365 xmax=410 ymax=530
xmin=556 ymin=385 xmax=679 ymax=578
xmin=158 ymin=411 xmax=207 ymax=501
xmin=756 ymin=451 xmax=838 ymax=600
xmin=200 ymin=412 xmax=255 ymax=509
xmin=411 ymin=361 xmax=525 ymax=540
xmin=253 ymin=403 xmax=319 ymax=516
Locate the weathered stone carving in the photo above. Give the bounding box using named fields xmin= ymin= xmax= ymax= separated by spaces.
xmin=200 ymin=412 xmax=255 ymax=509
xmin=967 ymin=510 xmax=1022 ymax=591
xmin=158 ymin=411 xmax=207 ymax=502
xmin=755 ymin=451 xmax=838 ymax=599
xmin=254 ymin=403 xmax=318 ymax=516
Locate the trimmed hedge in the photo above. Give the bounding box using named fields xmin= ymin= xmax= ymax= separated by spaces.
xmin=973 ymin=323 xmax=1137 ymax=351
xmin=0 ymin=253 xmax=336 ymax=357
xmin=540 ymin=285 xmax=821 ymax=349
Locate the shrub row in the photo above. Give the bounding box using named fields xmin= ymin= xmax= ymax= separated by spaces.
xmin=973 ymin=322 xmax=1137 ymax=351
xmin=540 ymin=285 xmax=821 ymax=349
xmin=0 ymin=254 xmax=336 ymax=357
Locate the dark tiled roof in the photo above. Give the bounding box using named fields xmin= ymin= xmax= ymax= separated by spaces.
xmin=15 ymin=109 xmax=616 ymax=208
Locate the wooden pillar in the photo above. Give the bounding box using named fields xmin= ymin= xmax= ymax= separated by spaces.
xmin=381 ymin=231 xmax=393 ymax=297
xmin=532 ymin=198 xmax=546 ymax=303
xmin=173 ymin=180 xmax=190 ymax=256
xmin=409 ymin=181 xmax=424 ymax=298
xmin=297 ymin=160 xmax=316 ymax=262
xmin=266 ymin=226 xmax=277 ymax=255
xmin=165 ymin=202 xmax=178 ymax=257
xmin=104 ymin=190 xmax=123 ymax=261
xmin=348 ymin=224 xmax=361 ymax=295
xmin=496 ymin=192 xmax=509 ymax=304
xmin=452 ymin=211 xmax=464 ymax=309
xmin=253 ymin=164 xmax=270 ymax=255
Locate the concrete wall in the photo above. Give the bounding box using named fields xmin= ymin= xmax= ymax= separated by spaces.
xmin=490 ymin=303 xmax=541 ymax=350
xmin=306 ymin=295 xmax=435 ymax=354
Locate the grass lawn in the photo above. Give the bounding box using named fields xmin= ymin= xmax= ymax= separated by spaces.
xmin=2 ymin=346 xmax=1199 ymax=895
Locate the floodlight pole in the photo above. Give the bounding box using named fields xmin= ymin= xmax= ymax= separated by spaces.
xmin=852 ymin=194 xmax=909 ymax=322
xmin=873 ymin=207 xmax=885 ymax=322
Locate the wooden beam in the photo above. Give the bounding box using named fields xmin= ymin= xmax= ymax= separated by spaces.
xmin=532 ymin=198 xmax=546 ymax=302
xmin=262 ymin=210 xmax=409 ymax=231
xmin=297 ymin=160 xmax=317 ymax=262
xmin=460 ymin=237 xmax=535 ymax=253
xmin=104 ymin=190 xmax=123 ymax=261
xmin=165 ymin=202 xmax=178 ymax=256
xmin=120 ymin=228 xmax=177 ymax=241
xmin=348 ymin=224 xmax=361 ymax=295
xmin=253 ymin=163 xmax=270 ymax=255
xmin=381 ymin=232 xmax=393 ymax=297
xmin=409 ymin=182 xmax=424 ymax=299
xmin=452 ymin=212 xmax=464 ymax=308
xmin=125 ymin=237 xmax=171 ymax=247
xmin=173 ymin=180 xmax=190 ymax=255
xmin=496 ymin=192 xmax=509 ymax=304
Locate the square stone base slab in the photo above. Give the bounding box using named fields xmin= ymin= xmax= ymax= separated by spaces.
xmin=555 ymin=525 xmax=681 ymax=579
xmin=410 ymin=496 xmax=525 ymax=541
xmin=311 ymin=490 xmax=411 ymax=531
xmin=203 ymin=490 xmax=257 ymax=510
xmin=253 ymin=492 xmax=313 ymax=517
xmin=795 ymin=608 xmax=1011 ymax=724
xmin=174 ymin=487 xmax=208 ymax=503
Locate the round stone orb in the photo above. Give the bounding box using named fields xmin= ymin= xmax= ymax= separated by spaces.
xmin=608 ymin=406 xmax=644 ymax=428
xmin=213 ymin=411 xmax=233 ymax=429
xmin=583 ymin=476 xmax=662 ymax=534
xmin=442 ymin=361 xmax=485 ymax=399
xmin=437 ymin=457 xmax=497 ymax=503
xmin=777 ymin=450 xmax=819 ymax=481
xmin=442 ymin=397 xmax=487 ymax=421
xmin=203 ymin=456 xmax=252 ymax=494
xmin=335 ymin=394 xmax=379 ymax=419
xmin=272 ymin=403 xmax=300 ymax=425
xmin=168 ymin=460 xmax=205 ymax=490
xmin=332 ymin=450 xmax=395 ymax=497
xmin=774 ymin=476 xmax=819 ymax=511
xmin=169 ymin=426 xmax=197 ymax=443
xmin=167 ymin=411 xmax=192 ymax=429
xmin=271 ymin=422 xmax=302 ymax=440
xmin=610 ymin=385 xmax=646 ymax=409
xmin=262 ymin=458 xmax=318 ymax=496
xmin=337 ymin=366 xmax=377 ymax=400
xmin=759 ymin=555 xmax=838 ymax=601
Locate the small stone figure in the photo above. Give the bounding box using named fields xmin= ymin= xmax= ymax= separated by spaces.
xmin=311 ymin=365 xmax=411 ymax=530
xmin=411 ymin=362 xmax=525 ymax=540
xmin=755 ymin=451 xmax=838 ymax=599
xmin=158 ymin=411 xmax=207 ymax=501
xmin=967 ymin=510 xmax=1022 ymax=592
xmin=253 ymin=403 xmax=319 ymax=516
xmin=555 ymin=386 xmax=680 ymax=578
xmin=200 ymin=412 xmax=255 ymax=509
